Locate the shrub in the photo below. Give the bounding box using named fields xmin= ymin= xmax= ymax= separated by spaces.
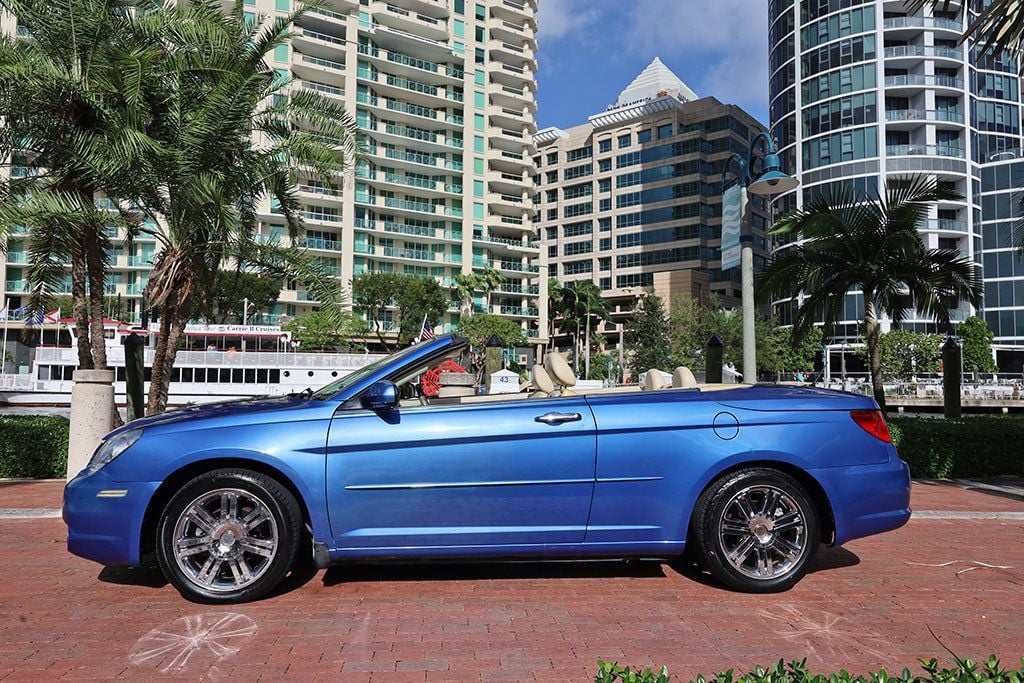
xmin=596 ymin=656 xmax=1024 ymax=683
xmin=0 ymin=416 xmax=70 ymax=479
xmin=888 ymin=416 xmax=1024 ymax=478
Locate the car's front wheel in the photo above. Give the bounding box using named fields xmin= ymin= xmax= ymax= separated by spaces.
xmin=156 ymin=469 xmax=302 ymax=603
xmin=692 ymin=467 xmax=819 ymax=592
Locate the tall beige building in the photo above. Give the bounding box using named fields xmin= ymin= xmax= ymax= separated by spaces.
xmin=535 ymin=59 xmax=769 ymax=346
xmin=0 ymin=0 xmax=544 ymax=343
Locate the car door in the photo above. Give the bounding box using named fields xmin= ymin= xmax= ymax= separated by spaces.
xmin=585 ymin=389 xmax=737 ymax=546
xmin=325 ymin=395 xmax=597 ymax=552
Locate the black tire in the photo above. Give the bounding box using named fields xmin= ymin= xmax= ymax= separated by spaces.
xmin=692 ymin=467 xmax=819 ymax=593
xmin=156 ymin=468 xmax=303 ymax=603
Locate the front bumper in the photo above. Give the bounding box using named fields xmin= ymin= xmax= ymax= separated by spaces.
xmin=811 ymin=453 xmax=912 ymax=546
xmin=63 ymin=469 xmax=160 ymax=567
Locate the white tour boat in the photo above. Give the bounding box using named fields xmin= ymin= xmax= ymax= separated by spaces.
xmin=0 ymin=319 xmax=383 ymax=408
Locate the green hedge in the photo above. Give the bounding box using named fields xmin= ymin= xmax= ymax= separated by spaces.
xmin=889 ymin=416 xmax=1024 ymax=478
xmin=596 ymin=656 xmax=1024 ymax=683
xmin=0 ymin=416 xmax=70 ymax=479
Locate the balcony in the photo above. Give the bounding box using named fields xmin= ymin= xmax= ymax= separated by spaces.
xmin=295 ymin=79 xmax=345 ymax=102
xmin=292 ymin=27 xmax=347 ymax=58
xmin=885 ymin=144 xmax=965 ymax=158
xmin=883 ymin=74 xmax=963 ymax=90
xmin=498 ymin=283 xmax=540 ymax=295
xmin=297 ymin=236 xmax=341 ymax=250
xmin=4 ymin=280 xmax=26 ymax=292
xmin=921 ymin=218 xmax=968 ymax=232
xmin=883 ymin=45 xmax=963 ymax=62
xmin=488 ymin=16 xmax=535 ymax=47
xmin=371 ymin=1 xmax=450 ymax=42
xmin=293 ymin=53 xmax=346 ymax=86
xmin=883 ymin=16 xmax=963 ymax=33
xmin=357 ymin=42 xmax=462 ymax=83
xmin=885 ymin=109 xmax=964 ymax=125
xmin=496 ymin=305 xmax=538 ymax=317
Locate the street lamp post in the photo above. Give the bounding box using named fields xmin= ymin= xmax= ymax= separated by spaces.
xmin=721 ymin=132 xmax=799 ymax=383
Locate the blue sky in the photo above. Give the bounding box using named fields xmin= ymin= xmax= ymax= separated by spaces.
xmin=535 ymin=0 xmax=770 ymax=129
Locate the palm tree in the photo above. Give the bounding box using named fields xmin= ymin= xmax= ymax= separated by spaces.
xmin=451 ymin=267 xmax=504 ymax=319
xmin=138 ymin=0 xmax=360 ymax=414
xmin=559 ymin=280 xmax=610 ymax=378
xmin=546 ymin=277 xmax=563 ymax=349
xmin=758 ymin=176 xmax=983 ymax=412
xmin=0 ymin=0 xmax=162 ymax=371
xmin=452 ymin=272 xmax=484 ymax=318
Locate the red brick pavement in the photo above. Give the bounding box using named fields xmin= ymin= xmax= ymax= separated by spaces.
xmin=0 ymin=480 xmax=64 ymax=509
xmin=0 ymin=481 xmax=1021 ymax=682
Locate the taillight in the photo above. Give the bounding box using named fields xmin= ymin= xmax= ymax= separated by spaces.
xmin=850 ymin=409 xmax=892 ymax=443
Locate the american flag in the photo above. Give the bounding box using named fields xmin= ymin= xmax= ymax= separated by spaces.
xmin=418 ymin=314 xmax=435 ymax=342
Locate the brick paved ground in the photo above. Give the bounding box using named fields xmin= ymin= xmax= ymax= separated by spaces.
xmin=0 ymin=481 xmax=1022 ymax=682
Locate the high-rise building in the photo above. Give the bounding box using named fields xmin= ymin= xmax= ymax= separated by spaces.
xmin=768 ymin=0 xmax=1024 ymax=360
xmin=535 ymin=58 xmax=768 ymax=348
xmin=0 ymin=0 xmax=545 ymax=344
xmin=979 ymin=157 xmax=1024 ymax=369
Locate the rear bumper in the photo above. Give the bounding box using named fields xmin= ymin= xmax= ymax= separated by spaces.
xmin=811 ymin=453 xmax=912 ymax=546
xmin=63 ymin=469 xmax=159 ymax=567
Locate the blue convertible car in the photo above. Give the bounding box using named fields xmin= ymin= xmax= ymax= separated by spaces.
xmin=64 ymin=334 xmax=910 ymax=603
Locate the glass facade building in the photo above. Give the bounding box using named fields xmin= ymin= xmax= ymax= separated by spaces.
xmin=768 ymin=0 xmax=1024 ymax=355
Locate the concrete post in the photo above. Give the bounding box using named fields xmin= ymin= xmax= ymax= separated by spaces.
xmin=706 ymin=335 xmax=724 ymax=384
xmin=484 ymin=334 xmax=503 ymax=394
xmin=942 ymin=336 xmax=962 ymax=420
xmin=122 ymin=333 xmax=145 ymax=421
xmin=67 ymin=370 xmax=115 ymax=481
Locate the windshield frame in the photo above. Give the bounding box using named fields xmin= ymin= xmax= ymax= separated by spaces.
xmin=310 ymin=335 xmax=467 ymax=402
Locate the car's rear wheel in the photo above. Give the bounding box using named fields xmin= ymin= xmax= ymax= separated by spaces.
xmin=156 ymin=469 xmax=302 ymax=603
xmin=692 ymin=468 xmax=819 ymax=592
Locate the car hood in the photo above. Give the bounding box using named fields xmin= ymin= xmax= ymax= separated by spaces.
xmin=107 ymin=395 xmax=325 ymax=437
xmin=712 ymin=384 xmax=878 ymax=412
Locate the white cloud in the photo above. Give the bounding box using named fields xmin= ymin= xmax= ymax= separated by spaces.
xmin=620 ymin=0 xmax=769 ymax=118
xmin=536 ymin=0 xmax=606 ymax=42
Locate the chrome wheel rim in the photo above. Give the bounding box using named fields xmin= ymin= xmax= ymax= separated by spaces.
xmin=718 ymin=485 xmax=807 ymax=580
xmin=172 ymin=488 xmax=279 ymax=593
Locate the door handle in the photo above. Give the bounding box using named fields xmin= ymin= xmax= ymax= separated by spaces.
xmin=535 ymin=411 xmax=582 ymax=425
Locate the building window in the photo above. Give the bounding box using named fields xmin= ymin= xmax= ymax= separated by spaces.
xmin=637 ymin=129 xmax=652 ymax=144
xmin=618 ymin=133 xmax=631 ymax=148
xmin=658 ymin=123 xmax=673 ymax=139
xmin=598 ymin=139 xmax=612 ymax=153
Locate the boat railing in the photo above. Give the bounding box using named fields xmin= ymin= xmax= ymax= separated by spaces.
xmin=32 ymin=347 xmax=385 ymax=369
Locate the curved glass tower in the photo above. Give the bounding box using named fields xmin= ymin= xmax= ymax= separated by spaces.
xmin=768 ymin=0 xmax=1024 ymax=355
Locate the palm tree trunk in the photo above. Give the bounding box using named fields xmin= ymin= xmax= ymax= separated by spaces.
xmin=863 ymin=291 xmax=887 ymax=413
xmin=584 ymin=313 xmax=591 ymax=380
xmin=71 ymin=246 xmax=93 ymax=370
xmin=84 ymin=230 xmax=108 ymax=370
xmin=147 ymin=303 xmax=188 ymax=415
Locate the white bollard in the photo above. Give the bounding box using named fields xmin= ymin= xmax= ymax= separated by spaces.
xmin=67 ymin=370 xmax=115 ymax=482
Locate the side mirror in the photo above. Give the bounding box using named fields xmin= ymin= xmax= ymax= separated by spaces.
xmin=363 ymin=380 xmax=399 ymax=410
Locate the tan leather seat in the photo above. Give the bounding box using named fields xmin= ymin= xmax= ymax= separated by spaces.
xmin=531 ymin=365 xmax=556 ymax=398
xmin=545 ymin=352 xmax=578 ymax=396
xmin=643 ymin=369 xmax=666 ymax=390
xmin=672 ymin=366 xmax=697 ymax=389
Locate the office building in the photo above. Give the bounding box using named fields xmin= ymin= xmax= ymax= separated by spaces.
xmin=535 ymin=58 xmax=769 ymax=347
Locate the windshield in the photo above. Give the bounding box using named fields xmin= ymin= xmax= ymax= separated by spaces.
xmin=310 ymin=342 xmax=428 ymax=401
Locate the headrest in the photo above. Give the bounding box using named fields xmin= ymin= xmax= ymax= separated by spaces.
xmin=532 ymin=365 xmax=556 ymax=394
xmin=643 ymin=370 xmax=666 ymax=390
xmin=672 ymin=366 xmax=697 ymax=389
xmin=545 ymin=352 xmax=577 ymax=387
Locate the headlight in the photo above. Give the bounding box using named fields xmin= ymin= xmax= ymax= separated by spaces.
xmin=87 ymin=429 xmax=143 ymax=474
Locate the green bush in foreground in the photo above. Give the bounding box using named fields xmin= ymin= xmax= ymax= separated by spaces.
xmin=596 ymin=656 xmax=1024 ymax=683
xmin=0 ymin=416 xmax=70 ymax=479
xmin=888 ymin=416 xmax=1024 ymax=478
